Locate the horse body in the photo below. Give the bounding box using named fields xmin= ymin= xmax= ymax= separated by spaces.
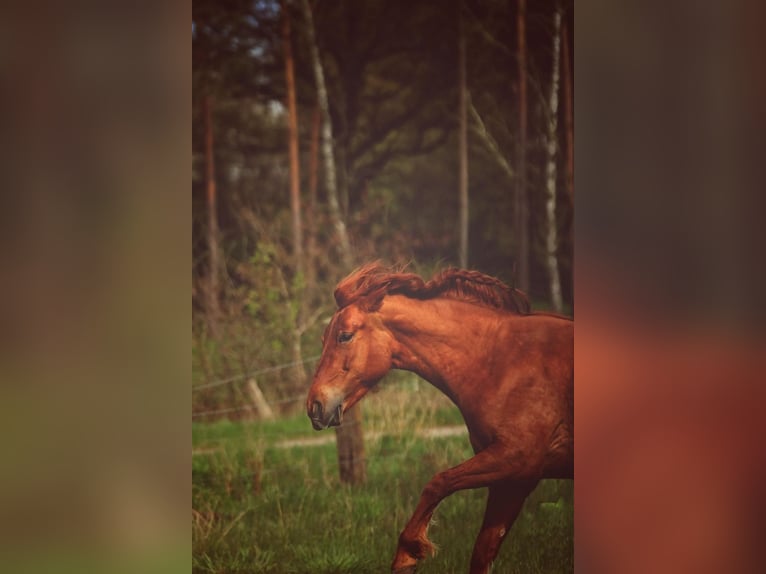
xmin=382 ymin=295 xmax=573 ymax=473
xmin=306 ymin=264 xmax=573 ymax=574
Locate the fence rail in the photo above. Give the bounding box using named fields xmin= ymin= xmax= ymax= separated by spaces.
xmin=192 ymin=393 xmax=307 ymax=419
xmin=192 ymin=355 xmax=321 ymax=392
xmin=192 ymin=355 xmax=321 ymax=419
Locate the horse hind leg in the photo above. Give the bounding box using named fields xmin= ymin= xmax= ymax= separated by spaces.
xmin=469 ymin=480 xmax=538 ymax=574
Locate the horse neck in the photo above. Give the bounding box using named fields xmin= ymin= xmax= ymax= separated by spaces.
xmin=379 ymin=295 xmax=500 ymax=403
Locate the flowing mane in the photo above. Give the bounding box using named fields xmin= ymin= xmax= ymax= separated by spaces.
xmin=334 ymin=261 xmax=531 ymax=314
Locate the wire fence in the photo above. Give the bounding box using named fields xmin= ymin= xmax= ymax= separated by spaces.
xmin=192 ymin=394 xmax=307 ymax=419
xmin=192 ymin=355 xmax=321 ymax=392
xmin=192 ymin=355 xmax=322 ymax=419
xmin=192 ymin=356 xmax=469 ymax=487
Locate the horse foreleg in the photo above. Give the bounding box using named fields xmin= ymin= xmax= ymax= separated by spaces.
xmin=468 ymin=480 xmax=537 ymax=574
xmin=391 ymin=443 xmax=534 ymax=573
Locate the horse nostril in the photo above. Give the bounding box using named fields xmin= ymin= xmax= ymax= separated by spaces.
xmin=312 ymin=400 xmax=323 ymax=419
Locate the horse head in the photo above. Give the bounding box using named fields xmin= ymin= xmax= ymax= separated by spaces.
xmin=306 ymin=303 xmax=393 ymax=430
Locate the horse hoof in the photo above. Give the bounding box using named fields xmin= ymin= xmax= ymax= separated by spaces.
xmin=392 ymin=555 xmax=418 ymax=574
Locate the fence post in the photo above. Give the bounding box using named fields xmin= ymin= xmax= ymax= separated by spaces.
xmin=335 ymin=403 xmax=366 ymax=484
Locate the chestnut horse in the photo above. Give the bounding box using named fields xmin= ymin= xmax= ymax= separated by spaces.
xmin=306 ymin=263 xmax=573 ymax=574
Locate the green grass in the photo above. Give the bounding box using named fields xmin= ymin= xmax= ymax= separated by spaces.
xmin=192 ymin=383 xmax=572 ymax=573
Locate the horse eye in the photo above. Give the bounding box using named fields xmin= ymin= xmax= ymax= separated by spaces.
xmin=337 ymin=332 xmax=354 ymax=344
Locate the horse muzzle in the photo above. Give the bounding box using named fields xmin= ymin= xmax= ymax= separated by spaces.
xmin=309 ymin=399 xmax=343 ymax=430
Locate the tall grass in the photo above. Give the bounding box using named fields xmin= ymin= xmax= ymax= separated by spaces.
xmin=192 ymin=381 xmax=573 ymax=573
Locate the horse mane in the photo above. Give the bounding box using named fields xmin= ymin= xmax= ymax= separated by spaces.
xmin=334 ymin=261 xmax=531 ymax=314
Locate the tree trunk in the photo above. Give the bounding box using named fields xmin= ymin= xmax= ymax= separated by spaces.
xmin=245 ymin=378 xmax=275 ymax=421
xmin=305 ymin=103 xmax=321 ymax=307
xmin=544 ymin=6 xmax=563 ymax=313
xmin=458 ymin=1 xmax=469 ymax=269
xmin=282 ymin=2 xmax=307 ymax=388
xmin=202 ymin=95 xmax=221 ymax=338
xmin=515 ymin=0 xmax=529 ymax=292
xmin=300 ymin=0 xmax=365 ymax=485
xmin=283 ymin=1 xmax=303 ymax=276
xmin=300 ymin=0 xmax=353 ymax=270
xmin=470 ymin=103 xmax=514 ymax=181
xmin=562 ymin=15 xmax=574 ymax=262
xmin=337 ymin=143 xmax=351 ymax=220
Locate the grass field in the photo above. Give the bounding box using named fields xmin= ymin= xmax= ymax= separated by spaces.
xmin=192 ymin=381 xmax=573 ymax=573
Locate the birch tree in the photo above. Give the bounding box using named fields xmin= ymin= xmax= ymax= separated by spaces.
xmin=515 ymin=0 xmax=529 ymax=292
xmin=299 ymin=0 xmax=352 ymax=270
xmin=544 ymin=6 xmax=563 ymax=312
xmin=300 ymin=0 xmax=366 ymax=485
xmin=562 ymin=14 xmax=574 ymax=256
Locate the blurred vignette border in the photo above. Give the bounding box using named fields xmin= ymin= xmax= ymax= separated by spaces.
xmin=1 ymin=0 xmax=765 ymax=573
xmin=0 ymin=1 xmax=190 ymax=573
xmin=576 ymin=0 xmax=766 ymax=572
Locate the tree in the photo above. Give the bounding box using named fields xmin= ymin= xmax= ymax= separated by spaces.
xmin=562 ymin=12 xmax=574 ymax=262
xmin=202 ymin=95 xmax=221 ymax=338
xmin=544 ymin=5 xmax=564 ymax=312
xmin=458 ymin=0 xmax=469 ymax=269
xmin=312 ymin=0 xmax=455 ymax=218
xmin=305 ymin=103 xmax=321 ymax=302
xmin=300 ymin=0 xmax=352 ymax=269
xmin=515 ymin=0 xmax=529 ymax=292
xmin=300 ymin=0 xmax=366 ymax=485
xmin=282 ymin=0 xmax=307 ymax=386
xmin=193 ymin=0 xmax=321 ymax=410
xmin=283 ymin=0 xmax=303 ymax=275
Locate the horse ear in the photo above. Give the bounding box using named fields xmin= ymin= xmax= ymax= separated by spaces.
xmin=334 ymin=288 xmax=348 ymax=308
xmin=359 ymin=293 xmax=384 ymax=312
